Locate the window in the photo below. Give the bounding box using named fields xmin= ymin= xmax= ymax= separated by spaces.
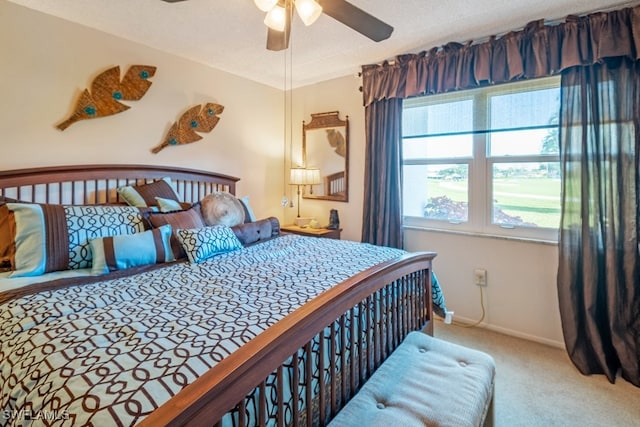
xmin=402 ymin=77 xmax=560 ymax=241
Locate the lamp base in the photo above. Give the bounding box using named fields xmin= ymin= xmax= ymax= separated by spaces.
xmin=294 ymin=217 xmax=314 ymax=227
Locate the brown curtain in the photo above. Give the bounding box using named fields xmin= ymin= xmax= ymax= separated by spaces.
xmin=361 ymin=98 xmax=403 ymax=248
xmin=360 ymin=4 xmax=640 ymax=386
xmin=361 ymin=6 xmax=640 ymax=107
xmin=557 ymin=58 xmax=640 ymax=387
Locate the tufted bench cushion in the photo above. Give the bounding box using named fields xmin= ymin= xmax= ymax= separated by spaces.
xmin=328 ymin=331 xmax=495 ymax=427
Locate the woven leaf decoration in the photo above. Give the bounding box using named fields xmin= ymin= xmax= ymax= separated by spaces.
xmin=57 ymin=65 xmax=156 ymax=131
xmin=151 ymin=103 xmax=224 ymax=154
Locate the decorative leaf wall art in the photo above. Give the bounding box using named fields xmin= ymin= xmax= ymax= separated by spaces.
xmin=57 ymin=65 xmax=156 ymax=131
xmin=151 ymin=103 xmax=224 ymax=154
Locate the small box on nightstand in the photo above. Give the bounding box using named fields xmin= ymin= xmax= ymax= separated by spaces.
xmin=294 ymin=217 xmax=313 ymax=227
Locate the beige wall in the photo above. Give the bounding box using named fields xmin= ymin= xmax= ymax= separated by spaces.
xmin=2 ymin=2 xmax=564 ymax=347
xmin=0 ymin=1 xmax=285 ymax=220
xmin=405 ymin=230 xmax=563 ymax=347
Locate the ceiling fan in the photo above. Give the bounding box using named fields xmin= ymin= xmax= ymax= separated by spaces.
xmin=161 ymin=0 xmax=393 ymax=51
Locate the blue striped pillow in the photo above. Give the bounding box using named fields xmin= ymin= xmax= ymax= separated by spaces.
xmin=89 ymin=224 xmax=174 ymax=275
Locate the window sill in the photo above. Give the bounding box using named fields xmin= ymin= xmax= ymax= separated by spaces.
xmin=403 ymin=225 xmax=558 ymax=246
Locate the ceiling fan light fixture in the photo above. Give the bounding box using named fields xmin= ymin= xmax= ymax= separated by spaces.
xmin=254 ymin=0 xmax=278 ymax=12
xmin=294 ymin=0 xmax=322 ymax=26
xmin=264 ymin=4 xmax=287 ymax=32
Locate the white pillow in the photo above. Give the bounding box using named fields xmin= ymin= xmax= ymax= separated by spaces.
xmin=155 ymin=196 xmax=184 ymax=212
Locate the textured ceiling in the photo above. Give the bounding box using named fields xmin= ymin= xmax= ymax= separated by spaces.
xmin=7 ymin=0 xmax=639 ymax=89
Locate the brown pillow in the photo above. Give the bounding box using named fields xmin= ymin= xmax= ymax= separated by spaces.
xmin=146 ymin=203 xmax=206 ymax=259
xmin=0 ymin=204 xmax=16 ymax=271
xmin=117 ymin=178 xmax=180 ymax=208
xmin=231 ymin=217 xmax=280 ymax=246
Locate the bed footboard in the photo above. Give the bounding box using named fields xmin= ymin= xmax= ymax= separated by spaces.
xmin=141 ymin=251 xmax=436 ymax=427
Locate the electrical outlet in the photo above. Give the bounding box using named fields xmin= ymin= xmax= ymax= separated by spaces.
xmin=474 ymin=269 xmax=487 ymax=286
xmin=444 ymin=310 xmax=454 ymax=324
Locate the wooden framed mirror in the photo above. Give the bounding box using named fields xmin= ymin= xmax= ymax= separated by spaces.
xmin=302 ymin=111 xmax=349 ymax=202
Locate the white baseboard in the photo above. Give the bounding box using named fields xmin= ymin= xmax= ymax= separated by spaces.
xmin=439 ymin=315 xmax=566 ymax=349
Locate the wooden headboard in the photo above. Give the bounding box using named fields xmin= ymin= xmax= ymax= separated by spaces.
xmin=0 ymin=164 xmax=239 ymax=205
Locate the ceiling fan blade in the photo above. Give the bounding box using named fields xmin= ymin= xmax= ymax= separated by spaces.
xmin=267 ymin=26 xmax=290 ymax=51
xmin=317 ymin=0 xmax=393 ymax=42
xmin=160 ymin=0 xmax=189 ymax=3
xmin=266 ymin=1 xmax=293 ymax=51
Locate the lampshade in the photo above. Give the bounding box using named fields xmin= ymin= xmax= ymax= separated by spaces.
xmin=290 ymin=167 xmax=321 ymax=185
xmin=264 ymin=3 xmax=287 ymax=32
xmin=290 ymin=167 xmax=307 ymax=185
xmin=294 ymin=0 xmax=323 ymax=26
xmin=254 ymin=0 xmax=278 ymax=12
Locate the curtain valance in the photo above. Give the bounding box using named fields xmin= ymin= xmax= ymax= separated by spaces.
xmin=361 ymin=5 xmax=640 ymax=106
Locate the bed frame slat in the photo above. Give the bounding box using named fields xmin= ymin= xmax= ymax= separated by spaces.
xmin=304 ymin=342 xmax=313 ymax=426
xmin=329 ymin=323 xmax=337 ymax=416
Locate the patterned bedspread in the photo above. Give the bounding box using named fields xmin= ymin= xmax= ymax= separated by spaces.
xmin=0 ymin=235 xmax=441 ymax=427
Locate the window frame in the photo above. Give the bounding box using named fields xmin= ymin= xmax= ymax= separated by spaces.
xmin=402 ymin=76 xmax=561 ymax=242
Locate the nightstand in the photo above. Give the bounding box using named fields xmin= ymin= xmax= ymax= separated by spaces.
xmin=281 ymin=224 xmax=341 ymax=240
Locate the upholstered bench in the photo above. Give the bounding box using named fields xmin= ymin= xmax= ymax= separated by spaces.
xmin=328 ymin=331 xmax=495 ymax=427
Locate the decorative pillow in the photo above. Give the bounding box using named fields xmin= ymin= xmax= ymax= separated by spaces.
xmin=146 ymin=203 xmax=206 ymax=259
xmin=7 ymin=203 xmax=147 ymax=277
xmin=200 ymin=192 xmax=245 ymax=227
xmin=176 ymin=225 xmax=243 ymax=264
xmin=231 ymin=217 xmax=280 ymax=246
xmin=117 ymin=177 xmax=180 ymax=208
xmin=89 ymin=225 xmax=174 ymax=275
xmin=239 ymin=196 xmax=257 ymax=223
xmin=155 ymin=196 xmax=183 ymax=212
xmin=0 ymin=204 xmax=16 ymax=272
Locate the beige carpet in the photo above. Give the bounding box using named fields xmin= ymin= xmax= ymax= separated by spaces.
xmin=433 ymin=321 xmax=640 ymax=427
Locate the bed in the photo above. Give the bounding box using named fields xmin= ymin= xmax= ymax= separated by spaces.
xmin=0 ymin=164 xmax=440 ymax=427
